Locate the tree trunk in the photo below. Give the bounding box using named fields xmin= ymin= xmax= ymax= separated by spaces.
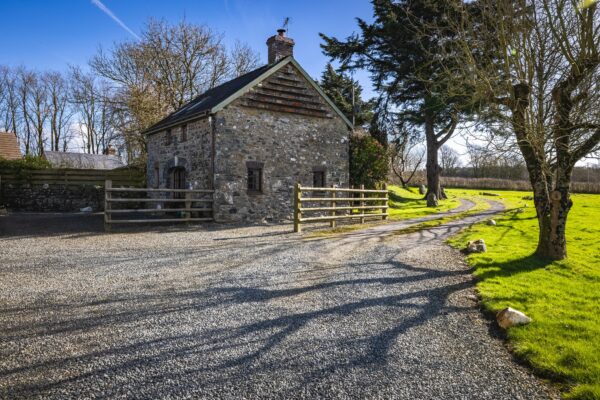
xmin=424 ymin=114 xmax=442 ymax=204
xmin=534 ymin=190 xmax=572 ymax=260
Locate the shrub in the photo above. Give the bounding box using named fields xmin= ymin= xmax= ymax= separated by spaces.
xmin=349 ymin=134 xmax=389 ymax=188
xmin=0 ymin=155 xmax=51 ymax=170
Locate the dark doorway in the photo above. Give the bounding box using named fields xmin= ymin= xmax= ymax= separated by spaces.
xmin=171 ymin=167 xmax=186 ymax=199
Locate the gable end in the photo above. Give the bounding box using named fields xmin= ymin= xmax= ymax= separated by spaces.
xmin=239 ymin=63 xmax=334 ymax=119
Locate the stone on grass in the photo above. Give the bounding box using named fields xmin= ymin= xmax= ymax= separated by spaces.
xmin=419 ymin=185 xmax=427 ymax=195
xmin=466 ymin=239 xmax=486 ymax=253
xmin=80 ymin=206 xmax=93 ymax=213
xmin=426 ymin=192 xmax=438 ymax=207
xmin=487 ymin=219 xmax=497 ymax=226
xmin=496 ymin=307 xmax=532 ymax=329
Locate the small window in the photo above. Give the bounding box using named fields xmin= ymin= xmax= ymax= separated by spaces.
xmin=181 ymin=124 xmax=187 ymax=142
xmin=165 ymin=129 xmax=172 ymax=145
xmin=247 ymin=161 xmax=263 ymax=194
xmin=313 ymin=170 xmax=326 ymax=188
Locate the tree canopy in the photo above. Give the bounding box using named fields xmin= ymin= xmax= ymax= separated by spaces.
xmin=319 ymin=63 xmax=374 ymax=128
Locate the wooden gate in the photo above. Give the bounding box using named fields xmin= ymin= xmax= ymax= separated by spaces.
xmin=104 ymin=180 xmax=214 ymax=231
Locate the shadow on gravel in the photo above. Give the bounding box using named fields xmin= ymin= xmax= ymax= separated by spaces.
xmin=0 ymin=256 xmax=474 ymax=398
xmin=0 ymin=212 xmax=298 ymax=240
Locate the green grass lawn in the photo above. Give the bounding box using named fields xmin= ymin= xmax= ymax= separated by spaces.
xmin=388 ymin=185 xmax=461 ymax=220
xmin=448 ymin=190 xmax=600 ymax=399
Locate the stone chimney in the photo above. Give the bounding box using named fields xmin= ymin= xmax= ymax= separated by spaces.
xmin=103 ymin=145 xmax=117 ymax=156
xmin=266 ymin=29 xmax=295 ymax=64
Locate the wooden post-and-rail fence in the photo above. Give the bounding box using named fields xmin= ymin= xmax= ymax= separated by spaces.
xmin=104 ymin=180 xmax=215 ymax=231
xmin=293 ymin=183 xmax=389 ymax=233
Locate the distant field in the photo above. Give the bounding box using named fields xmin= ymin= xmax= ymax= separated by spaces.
xmin=448 ymin=189 xmax=600 ymax=399
xmin=439 ymin=176 xmax=600 ymax=194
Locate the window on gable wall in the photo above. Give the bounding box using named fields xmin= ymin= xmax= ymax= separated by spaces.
xmin=313 ymin=170 xmax=326 ymax=188
xmin=181 ymin=124 xmax=187 ymax=142
xmin=312 ymin=167 xmax=327 ymax=196
xmin=247 ymin=161 xmax=263 ymax=194
xmin=165 ymin=129 xmax=172 ymax=145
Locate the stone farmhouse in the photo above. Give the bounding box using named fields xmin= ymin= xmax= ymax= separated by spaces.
xmin=145 ymin=29 xmax=353 ymax=222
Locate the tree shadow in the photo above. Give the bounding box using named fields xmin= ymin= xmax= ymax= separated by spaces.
xmin=473 ymin=254 xmax=553 ymax=282
xmin=0 ymin=254 xmax=476 ymax=398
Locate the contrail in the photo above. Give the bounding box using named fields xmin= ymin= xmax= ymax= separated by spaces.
xmin=91 ymin=0 xmax=140 ymax=40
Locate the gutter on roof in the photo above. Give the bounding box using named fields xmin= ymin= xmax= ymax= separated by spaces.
xmin=144 ymin=111 xmax=210 ymax=136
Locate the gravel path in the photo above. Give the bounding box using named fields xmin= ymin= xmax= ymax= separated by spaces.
xmin=0 ymin=203 xmax=557 ymax=399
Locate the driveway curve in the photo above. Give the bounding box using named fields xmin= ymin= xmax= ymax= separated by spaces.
xmin=0 ymin=201 xmax=557 ymax=399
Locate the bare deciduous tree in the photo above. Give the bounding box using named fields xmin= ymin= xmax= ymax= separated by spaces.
xmin=44 ymin=72 xmax=72 ymax=152
xmin=390 ymin=137 xmax=425 ymax=188
xmin=440 ymin=145 xmax=460 ymax=174
xmin=90 ymin=19 xmax=260 ymax=161
xmin=438 ymin=0 xmax=600 ymax=259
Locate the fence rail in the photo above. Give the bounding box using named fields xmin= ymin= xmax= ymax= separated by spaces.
xmin=293 ymin=183 xmax=388 ymax=233
xmin=0 ymin=167 xmax=145 ymax=187
xmin=104 ymin=180 xmax=214 ymax=231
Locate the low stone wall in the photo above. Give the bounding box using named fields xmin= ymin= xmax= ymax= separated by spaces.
xmin=1 ymin=182 xmax=105 ymax=212
xmin=0 ymin=168 xmax=145 ymax=212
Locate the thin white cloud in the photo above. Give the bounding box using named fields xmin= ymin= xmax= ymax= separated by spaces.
xmin=91 ymin=0 xmax=140 ymax=40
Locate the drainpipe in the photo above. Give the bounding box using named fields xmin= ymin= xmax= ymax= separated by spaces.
xmin=210 ymin=115 xmax=216 ymax=190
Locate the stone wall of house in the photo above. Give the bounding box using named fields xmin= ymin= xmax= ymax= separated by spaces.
xmin=146 ymin=117 xmax=213 ymax=192
xmin=212 ymin=102 xmax=350 ymax=223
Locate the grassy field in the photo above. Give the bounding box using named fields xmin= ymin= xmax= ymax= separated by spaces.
xmin=448 ymin=189 xmax=600 ymax=399
xmin=387 ymin=186 xmax=461 ymax=220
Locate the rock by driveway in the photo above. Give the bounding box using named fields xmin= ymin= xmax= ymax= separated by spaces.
xmin=0 ymin=204 xmax=557 ymax=399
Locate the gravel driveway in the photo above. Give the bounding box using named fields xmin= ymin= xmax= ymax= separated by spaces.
xmin=0 ymin=204 xmax=557 ymax=399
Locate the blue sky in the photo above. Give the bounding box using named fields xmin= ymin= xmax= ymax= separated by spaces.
xmin=0 ymin=0 xmax=375 ymax=96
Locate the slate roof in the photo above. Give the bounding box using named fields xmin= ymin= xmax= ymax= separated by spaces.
xmin=0 ymin=132 xmax=21 ymax=160
xmin=44 ymin=151 xmax=126 ymax=170
xmin=143 ymin=57 xmax=353 ymax=135
xmin=144 ymin=61 xmax=278 ymax=135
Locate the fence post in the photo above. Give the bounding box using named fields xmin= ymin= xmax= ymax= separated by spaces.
xmin=383 ymin=183 xmax=388 ymax=220
xmin=104 ymin=179 xmax=112 ymax=232
xmin=185 ymin=191 xmax=192 ymax=221
xmin=360 ymin=184 xmax=365 ymax=224
xmin=350 ymin=185 xmax=354 ymax=215
xmin=330 ymin=184 xmax=336 ymax=228
xmin=294 ymin=182 xmax=302 ymax=233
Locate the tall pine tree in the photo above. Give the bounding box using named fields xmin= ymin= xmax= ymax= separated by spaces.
xmin=320 ymin=0 xmax=475 ymax=204
xmin=320 ymin=64 xmax=375 ymax=130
